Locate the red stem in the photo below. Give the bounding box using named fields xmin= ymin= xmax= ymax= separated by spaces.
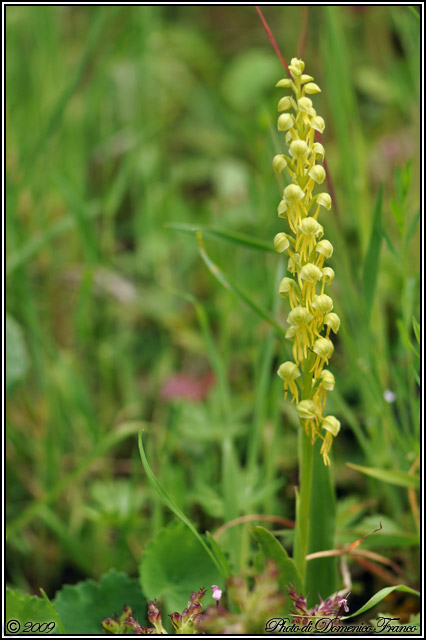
xmin=255 ymin=6 xmax=293 ymax=80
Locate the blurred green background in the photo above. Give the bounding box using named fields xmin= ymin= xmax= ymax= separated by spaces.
xmin=6 ymin=4 xmax=420 ymax=607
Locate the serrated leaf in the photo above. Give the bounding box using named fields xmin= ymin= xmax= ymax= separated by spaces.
xmin=6 ymin=588 xmax=63 ymax=634
xmin=53 ymin=569 xmax=147 ymax=635
xmin=251 ymin=526 xmax=302 ymax=593
xmin=347 ymin=462 xmax=420 ymax=489
xmin=140 ymin=522 xmax=223 ymax=612
xmin=6 ymin=314 xmax=30 ymax=393
xmin=343 ymin=584 xmax=420 ymax=620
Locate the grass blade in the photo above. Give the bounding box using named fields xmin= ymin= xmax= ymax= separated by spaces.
xmin=166 ymin=222 xmax=275 ymax=252
xmin=138 ymin=431 xmax=226 ymax=578
xmin=347 ymin=462 xmax=420 ymax=489
xmin=362 ymin=185 xmax=383 ymax=324
xmin=196 ymin=232 xmax=287 ymax=338
xmin=342 ymin=584 xmax=420 ymax=620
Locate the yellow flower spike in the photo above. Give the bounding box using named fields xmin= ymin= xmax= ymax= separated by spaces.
xmin=274 ymin=58 xmax=340 ymax=464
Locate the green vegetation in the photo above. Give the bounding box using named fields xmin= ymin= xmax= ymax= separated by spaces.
xmin=6 ymin=5 xmax=420 ymax=633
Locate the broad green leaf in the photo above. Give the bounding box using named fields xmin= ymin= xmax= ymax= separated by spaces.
xmin=53 ymin=569 xmax=146 ymax=635
xmin=196 ymin=232 xmax=287 ymax=338
xmin=362 ymin=185 xmax=383 ymax=324
xmin=6 ymin=588 xmax=64 ymax=635
xmin=138 ymin=431 xmax=225 ymax=577
xmin=342 ymin=584 xmax=420 ymax=620
xmin=166 ymin=222 xmax=274 ymax=252
xmin=251 ymin=526 xmax=302 ymax=593
xmin=140 ymin=522 xmax=223 ymax=612
xmin=6 ymin=314 xmax=30 ymax=393
xmin=306 ymin=440 xmax=337 ymax=604
xmin=347 ymin=462 xmax=420 ymax=489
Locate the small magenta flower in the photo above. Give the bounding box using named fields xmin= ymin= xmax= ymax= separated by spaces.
xmin=211 ymin=585 xmax=223 ymax=606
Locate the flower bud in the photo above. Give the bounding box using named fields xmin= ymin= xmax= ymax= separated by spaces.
xmin=308 ymin=164 xmax=326 ymax=184
xmin=321 ymin=415 xmax=341 ymax=437
xmin=313 ymin=337 xmax=334 ymax=359
xmin=278 ymin=113 xmax=294 ymax=131
xmin=304 ymin=82 xmax=321 ymax=94
xmin=311 ymin=115 xmax=325 ymax=133
xmin=312 ymin=294 xmax=333 ymax=314
xmin=288 ymin=306 xmax=313 ymax=327
xmin=316 ymin=239 xmax=334 ymax=259
xmin=312 ymin=142 xmax=325 ymax=159
xmin=299 ymin=217 xmax=323 ymax=238
xmin=299 ymin=263 xmax=322 ymax=283
xmin=277 ymin=361 xmax=301 ymax=381
xmin=284 ymin=184 xmax=305 ymax=203
xmin=285 ymin=326 xmax=297 ymax=339
xmin=324 ymin=312 xmax=340 ymax=333
xmin=277 ymin=199 xmax=288 ymax=217
xmin=298 ymin=97 xmax=313 ymax=113
xmin=274 ymin=233 xmax=290 ymax=253
xmin=278 ymin=96 xmax=292 ymax=111
xmin=301 ymin=74 xmax=314 ymax=83
xmin=273 ymin=154 xmax=287 ymax=173
xmin=276 ymin=78 xmax=293 ymax=88
xmin=291 ymin=57 xmax=305 ymax=72
xmin=289 ymin=139 xmax=310 ymax=159
xmin=320 ymin=369 xmax=335 ymax=390
xmin=297 ymin=400 xmax=318 ymax=420
xmin=316 ymin=192 xmax=332 ymax=210
xmin=321 ymin=267 xmax=335 ymax=284
xmin=278 ymin=277 xmax=294 ymax=296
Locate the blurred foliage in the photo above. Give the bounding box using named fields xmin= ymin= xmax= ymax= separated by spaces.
xmin=6 ymin=4 xmax=419 ymax=615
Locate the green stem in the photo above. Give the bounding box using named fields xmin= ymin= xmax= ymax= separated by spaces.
xmin=293 ymin=353 xmax=314 ymax=588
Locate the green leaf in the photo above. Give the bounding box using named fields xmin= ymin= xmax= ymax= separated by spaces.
xmin=166 ymin=222 xmax=275 ymax=252
xmin=347 ymin=462 xmax=420 ymax=489
xmin=140 ymin=522 xmax=223 ymax=612
xmin=251 ymin=526 xmax=302 ymax=593
xmin=362 ymin=185 xmax=383 ymax=324
xmin=412 ymin=316 xmax=420 ymax=345
xmin=196 ymin=232 xmax=287 ymax=339
xmin=306 ymin=440 xmax=337 ymax=604
xmin=138 ymin=431 xmax=226 ymax=577
xmin=53 ymin=569 xmax=146 ymax=635
xmin=6 ymin=588 xmax=64 ymax=635
xmin=343 ymin=584 xmax=420 ymax=620
xmin=6 ymin=314 xmax=30 ymax=393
